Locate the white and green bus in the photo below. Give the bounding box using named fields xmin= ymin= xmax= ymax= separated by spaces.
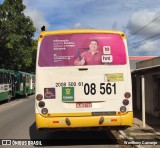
xmin=0 ymin=69 xmax=35 ymax=102
xmin=0 ymin=69 xmax=16 ymax=102
xmin=35 ymin=29 xmax=133 ymax=130
xmin=14 ymin=71 xmax=35 ymax=96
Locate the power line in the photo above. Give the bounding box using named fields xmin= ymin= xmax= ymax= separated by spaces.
xmin=128 ymin=35 xmax=160 ymax=49
xmin=128 ymin=14 xmax=160 ymax=38
xmin=128 ymin=33 xmax=160 ymax=45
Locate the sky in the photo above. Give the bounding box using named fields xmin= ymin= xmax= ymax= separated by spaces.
xmin=1 ymin=0 xmax=160 ymax=56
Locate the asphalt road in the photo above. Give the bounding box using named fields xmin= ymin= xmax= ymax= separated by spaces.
xmin=0 ymin=95 xmax=118 ymax=148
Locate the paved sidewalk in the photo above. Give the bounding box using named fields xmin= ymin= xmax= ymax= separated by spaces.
xmin=121 ymin=110 xmax=160 ymax=148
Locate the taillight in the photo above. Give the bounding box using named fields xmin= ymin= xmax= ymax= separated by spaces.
xmin=123 ymin=99 xmax=129 ymax=106
xmin=124 ymin=92 xmax=131 ymax=98
xmin=36 ymin=94 xmax=43 ymax=101
xmin=120 ymin=106 xmax=126 ymax=112
xmin=39 ymin=35 xmax=43 ymax=38
xmin=38 ymin=101 xmax=45 ymax=108
xmin=41 ymin=108 xmax=48 ymax=114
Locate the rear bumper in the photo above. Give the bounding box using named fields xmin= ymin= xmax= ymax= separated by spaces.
xmin=36 ymin=112 xmax=133 ymax=129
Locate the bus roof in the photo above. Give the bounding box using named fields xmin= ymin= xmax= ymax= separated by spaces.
xmin=38 ymin=29 xmax=126 ymax=41
xmin=0 ymin=69 xmax=14 ymax=73
xmin=14 ymin=71 xmax=35 ymax=76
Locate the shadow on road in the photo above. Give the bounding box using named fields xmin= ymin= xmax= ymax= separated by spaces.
xmin=29 ymin=122 xmax=118 ymax=146
xmin=0 ymin=94 xmax=33 ymax=105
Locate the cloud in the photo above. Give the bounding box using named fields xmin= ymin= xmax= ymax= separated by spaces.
xmin=126 ymin=9 xmax=160 ymax=37
xmin=24 ymin=9 xmax=50 ymax=32
xmin=112 ymin=21 xmax=118 ymax=30
xmin=129 ymin=38 xmax=160 ymax=56
xmin=134 ymin=41 xmax=159 ymax=56
xmin=23 ymin=0 xmax=127 ymax=31
xmin=74 ymin=23 xmax=82 ymax=28
xmin=121 ymin=0 xmax=140 ymax=8
xmin=126 ymin=9 xmax=160 ymax=56
xmin=21 ymin=0 xmax=160 ymax=56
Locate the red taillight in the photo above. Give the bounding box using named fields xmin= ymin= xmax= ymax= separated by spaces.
xmin=121 ymin=34 xmax=125 ymax=37
xmin=39 ymin=35 xmax=43 ymax=38
xmin=36 ymin=94 xmax=43 ymax=101
xmin=124 ymin=92 xmax=131 ymax=98
xmin=53 ymin=121 xmax=59 ymax=124
xmin=111 ymin=119 xmax=117 ymax=122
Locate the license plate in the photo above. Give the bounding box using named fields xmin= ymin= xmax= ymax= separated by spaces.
xmin=76 ymin=102 xmax=92 ymax=108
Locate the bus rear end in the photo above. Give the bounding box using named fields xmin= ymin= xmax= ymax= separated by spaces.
xmin=35 ymin=30 xmax=133 ymax=129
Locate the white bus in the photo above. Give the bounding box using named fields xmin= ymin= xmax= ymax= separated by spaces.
xmin=35 ymin=29 xmax=133 ymax=129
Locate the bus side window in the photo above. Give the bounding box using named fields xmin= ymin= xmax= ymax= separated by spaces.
xmin=9 ymin=73 xmax=11 ymax=84
xmin=14 ymin=75 xmax=17 ymax=83
xmin=0 ymin=72 xmax=2 ymax=84
xmin=4 ymin=73 xmax=7 ymax=84
xmin=27 ymin=75 xmax=30 ymax=83
xmin=23 ymin=74 xmax=26 ymax=82
xmin=20 ymin=74 xmax=23 ymax=82
xmin=7 ymin=73 xmax=10 ymax=84
xmin=32 ymin=76 xmax=35 ymax=83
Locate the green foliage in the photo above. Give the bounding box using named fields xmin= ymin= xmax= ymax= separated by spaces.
xmin=0 ymin=0 xmax=36 ymax=72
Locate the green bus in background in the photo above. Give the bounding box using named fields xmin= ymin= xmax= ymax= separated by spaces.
xmin=14 ymin=71 xmax=35 ymax=96
xmin=0 ymin=69 xmax=35 ymax=102
xmin=0 ymin=69 xmax=16 ymax=102
xmin=30 ymin=73 xmax=35 ymax=94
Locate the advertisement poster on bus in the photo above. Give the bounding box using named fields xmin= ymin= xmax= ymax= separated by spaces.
xmin=38 ymin=34 xmax=126 ymax=67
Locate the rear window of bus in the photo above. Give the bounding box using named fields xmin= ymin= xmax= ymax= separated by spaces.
xmin=38 ymin=33 xmax=126 ymax=67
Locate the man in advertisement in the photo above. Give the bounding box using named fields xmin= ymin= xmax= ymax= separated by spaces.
xmin=74 ymin=39 xmax=103 ymax=66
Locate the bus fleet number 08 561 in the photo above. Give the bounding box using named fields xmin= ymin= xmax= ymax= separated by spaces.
xmin=55 ymin=82 xmax=116 ymax=95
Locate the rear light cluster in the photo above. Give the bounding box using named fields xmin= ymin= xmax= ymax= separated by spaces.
xmin=124 ymin=92 xmax=131 ymax=98
xmin=41 ymin=108 xmax=48 ymax=114
xmin=36 ymin=94 xmax=48 ymax=115
xmin=38 ymin=101 xmax=45 ymax=108
xmin=36 ymin=94 xmax=43 ymax=101
xmin=120 ymin=106 xmax=127 ymax=112
xmin=120 ymin=92 xmax=131 ymax=113
xmin=123 ymin=99 xmax=129 ymax=106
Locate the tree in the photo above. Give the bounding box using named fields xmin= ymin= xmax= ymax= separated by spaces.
xmin=25 ymin=39 xmax=37 ymax=72
xmin=0 ymin=0 xmax=36 ymax=72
